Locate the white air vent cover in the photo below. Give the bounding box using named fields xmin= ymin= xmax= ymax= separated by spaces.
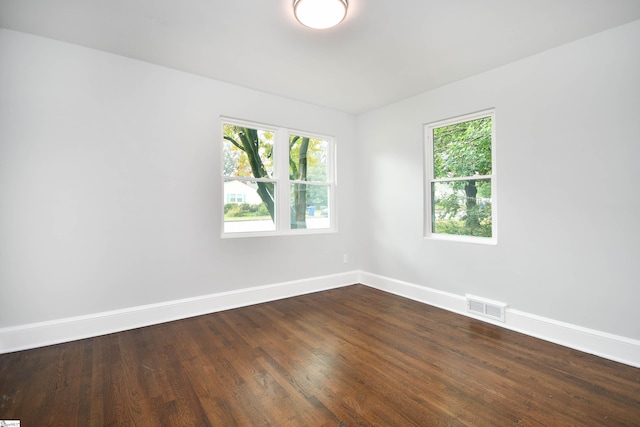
xmin=466 ymin=294 xmax=507 ymax=322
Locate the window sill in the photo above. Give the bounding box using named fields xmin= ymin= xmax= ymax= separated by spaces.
xmin=425 ymin=233 xmax=497 ymax=245
xmin=221 ymin=227 xmax=337 ymax=239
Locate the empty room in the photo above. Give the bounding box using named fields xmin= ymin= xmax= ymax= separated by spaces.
xmin=1 ymin=0 xmax=639 ymax=425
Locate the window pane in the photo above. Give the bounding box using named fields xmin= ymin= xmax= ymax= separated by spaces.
xmin=432 ymin=179 xmax=492 ymax=237
xmin=224 ymin=180 xmax=275 ymax=233
xmin=289 ymin=135 xmax=328 ymax=182
xmin=433 ymin=116 xmax=492 ymax=179
xmin=223 ymin=124 xmax=274 ymax=178
xmin=290 ymin=184 xmax=330 ymax=230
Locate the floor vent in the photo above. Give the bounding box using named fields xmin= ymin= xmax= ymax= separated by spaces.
xmin=466 ymin=295 xmax=507 ymax=322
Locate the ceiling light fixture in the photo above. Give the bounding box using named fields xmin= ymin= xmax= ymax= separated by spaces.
xmin=293 ymin=0 xmax=348 ymax=30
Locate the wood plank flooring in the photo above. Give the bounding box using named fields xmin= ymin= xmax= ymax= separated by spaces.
xmin=1 ymin=284 xmax=639 ymax=426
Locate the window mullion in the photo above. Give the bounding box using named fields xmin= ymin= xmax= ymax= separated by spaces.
xmin=424 ymin=129 xmax=435 ymax=235
xmin=222 ymin=118 xmax=335 ymax=237
xmin=276 ymin=128 xmax=290 ymax=231
xmin=431 ymin=175 xmax=493 ymax=183
xmin=223 ymin=176 xmax=276 ymax=183
xmin=289 ymin=180 xmax=331 ymax=185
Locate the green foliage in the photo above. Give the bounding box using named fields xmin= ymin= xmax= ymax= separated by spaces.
xmin=434 ymin=203 xmax=492 ymax=237
xmin=223 ymin=124 xmax=274 ymax=178
xmin=306 ymin=185 xmax=328 ymax=208
xmin=224 ymin=203 xmax=270 ymax=219
xmin=223 ymin=124 xmax=331 ymax=229
xmin=431 ymin=115 xmax=493 ymax=237
xmin=289 ymin=135 xmax=330 ymax=228
xmin=289 ymin=136 xmax=328 ymax=181
xmin=433 ymin=117 xmax=492 ymax=179
xmin=223 ymin=124 xmax=276 ymax=220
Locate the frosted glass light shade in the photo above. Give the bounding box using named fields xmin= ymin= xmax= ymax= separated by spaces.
xmin=293 ymin=0 xmax=348 ymax=29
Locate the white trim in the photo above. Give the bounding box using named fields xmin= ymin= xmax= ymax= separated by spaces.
xmin=276 ymin=127 xmax=290 ymax=231
xmin=3 ymin=270 xmax=638 ymax=369
xmin=0 ymin=271 xmax=359 ymax=354
xmin=224 ymin=176 xmax=276 ymax=184
xmin=220 ymin=117 xmax=336 ymax=237
xmin=427 ymin=233 xmax=497 ymax=245
xmin=432 ymin=174 xmax=492 ymax=183
xmin=359 ymin=271 xmax=640 ymax=368
xmin=220 ymin=116 xmax=280 ymax=134
xmin=424 ymin=108 xmax=496 ymax=244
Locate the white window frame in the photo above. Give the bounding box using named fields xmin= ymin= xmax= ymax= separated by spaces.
xmin=424 ymin=109 xmax=497 ymax=244
xmin=221 ymin=117 xmax=336 ymax=238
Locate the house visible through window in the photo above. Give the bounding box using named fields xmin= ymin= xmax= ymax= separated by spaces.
xmin=425 ymin=110 xmax=496 ymax=243
xmin=222 ymin=119 xmax=335 ymax=236
xmin=225 ymin=193 xmax=246 ymax=203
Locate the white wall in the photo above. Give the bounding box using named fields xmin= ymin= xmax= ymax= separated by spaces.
xmin=2 ymin=20 xmax=639 ymax=360
xmin=357 ymin=20 xmax=640 ymax=340
xmin=0 ymin=29 xmax=358 ymax=329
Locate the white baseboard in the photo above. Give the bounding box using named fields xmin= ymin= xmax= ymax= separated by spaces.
xmin=360 ymin=271 xmax=640 ymax=368
xmin=3 ymin=270 xmax=639 ymax=368
xmin=0 ymin=271 xmax=359 ymax=354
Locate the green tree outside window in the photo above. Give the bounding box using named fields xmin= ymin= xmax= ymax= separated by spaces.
xmin=428 ymin=112 xmax=495 ymax=239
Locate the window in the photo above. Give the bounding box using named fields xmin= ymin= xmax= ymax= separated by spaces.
xmin=222 ymin=118 xmax=335 ymax=236
xmin=226 ymin=193 xmax=246 ymax=203
xmin=425 ymin=110 xmax=496 ymax=243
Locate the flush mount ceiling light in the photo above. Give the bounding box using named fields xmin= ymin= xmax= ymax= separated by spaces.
xmin=293 ymin=0 xmax=348 ymax=29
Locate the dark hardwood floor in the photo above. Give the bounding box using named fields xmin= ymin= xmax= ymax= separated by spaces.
xmin=1 ymin=284 xmax=639 ymax=426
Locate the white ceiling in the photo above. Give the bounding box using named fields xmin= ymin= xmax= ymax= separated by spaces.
xmin=1 ymin=0 xmax=639 ymax=114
